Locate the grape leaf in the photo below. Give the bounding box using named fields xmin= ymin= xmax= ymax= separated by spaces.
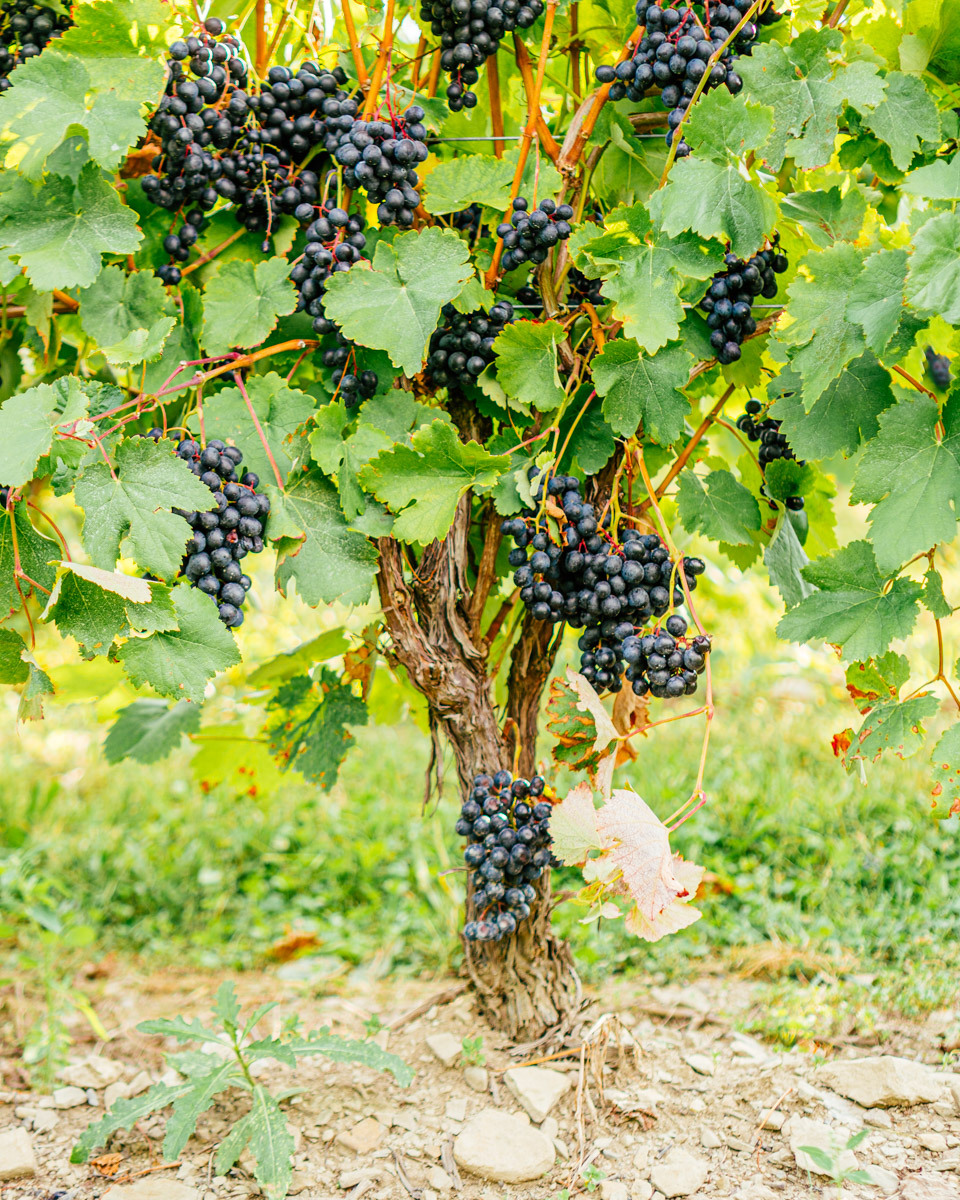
xmin=103 ymin=698 xmax=202 ymax=764
xmin=592 ymin=337 xmax=691 ymax=445
xmin=902 ymin=152 xmax=960 ymax=200
xmin=273 ymin=468 xmax=378 ymax=606
xmin=844 ymin=652 xmax=910 ymax=712
xmin=203 ymin=372 xmax=315 ymax=482
xmin=922 ymin=568 xmax=952 ymax=619
xmin=595 ymin=787 xmax=687 ymax=921
xmin=74 ymin=437 xmax=215 ymax=582
xmin=851 ymin=394 xmax=960 ymax=572
xmin=423 ymin=146 xmax=561 ymax=214
xmin=845 ymin=249 xmax=907 ymax=355
xmin=0 ymin=162 xmax=141 ymax=290
xmin=142 ymin=283 xmax=203 ymax=393
xmin=0 ymin=49 xmax=156 ymax=179
xmin=117 ymin=585 xmax=241 ymax=702
xmin=78 ymin=265 xmax=174 ymax=365
xmin=322 ymin=227 xmax=473 ymax=376
xmin=266 ymin=667 xmax=367 ymax=788
xmin=0 ymin=628 xmax=28 ymax=683
xmin=681 ymin=87 xmax=774 ymax=162
xmin=0 ymin=503 xmax=58 ymax=619
xmin=764 ymin=514 xmax=813 ymax=609
xmin=545 ymin=674 xmax=605 ymax=774
xmin=550 ymin=781 xmax=602 ymax=867
xmin=905 ymin=211 xmax=960 ymax=324
xmin=930 ymin=722 xmax=960 ymax=818
xmin=769 ymin=355 xmax=895 ymax=460
xmin=202 ymin=258 xmax=297 ymax=354
xmin=778 ymin=185 xmax=868 ymax=247
xmin=359 ymin=419 xmax=508 ymax=544
xmin=493 ymin=320 xmax=566 ymax=412
xmin=676 ymin=469 xmax=760 ymax=545
xmin=841 ymin=694 xmax=941 ymax=768
xmin=624 ymin=855 xmax=703 ymax=942
xmin=777 ymin=540 xmax=921 ymax=661
xmin=0 ymin=378 xmax=90 ymax=487
xmin=56 ymin=0 xmax=168 ymax=93
xmin=558 ymin=396 xmax=616 ymax=475
xmin=44 ymin=563 xmax=176 ymax=655
xmin=651 ymin=157 xmax=777 ymax=260
xmin=858 ymin=72 xmax=940 ymax=172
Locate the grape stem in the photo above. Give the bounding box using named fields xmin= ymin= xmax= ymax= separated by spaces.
xmin=341 ymin=0 xmax=370 ymax=86
xmin=513 ymin=36 xmax=561 ymax=162
xmin=180 ymin=227 xmax=247 ymax=278
xmin=487 ymin=54 xmax=505 ymax=159
xmin=27 ymin=502 xmax=71 ymax=560
xmin=255 ymin=0 xmax=268 ymax=74
xmin=233 ymin=373 xmax=286 ymax=491
xmin=361 ymin=0 xmax=396 ymax=120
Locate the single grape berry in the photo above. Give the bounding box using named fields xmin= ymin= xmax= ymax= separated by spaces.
xmin=925 ymin=346 xmax=952 ymax=393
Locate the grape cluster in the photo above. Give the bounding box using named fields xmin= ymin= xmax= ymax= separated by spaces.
xmin=334 ymin=106 xmax=429 ymax=227
xmin=501 ymin=474 xmax=707 ymax=697
xmin=620 ymin=615 xmax=711 ymax=699
xmin=925 ymin=346 xmax=952 ymax=393
xmin=424 ymin=300 xmax=516 ymax=391
xmin=289 ymin=206 xmax=378 ymax=407
xmin=148 ymin=431 xmax=269 ymax=627
xmin=449 ymin=202 xmax=485 ymax=241
xmin=419 ymin=0 xmax=545 ymax=111
xmin=595 ymin=0 xmax=780 ymax=158
xmin=0 ymin=0 xmax=72 ymax=91
xmin=566 ymin=267 xmax=606 ymax=309
xmin=698 ymin=240 xmax=788 ymax=365
xmin=458 ymin=770 xmax=553 ymax=942
xmin=736 ymin=399 xmax=805 ymax=511
xmin=498 ymin=198 xmax=574 ymax=273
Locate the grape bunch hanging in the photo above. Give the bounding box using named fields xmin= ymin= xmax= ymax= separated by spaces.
xmin=595 ymin=0 xmax=781 ymax=158
xmin=419 ymin=0 xmax=545 ymax=111
xmin=0 ymin=0 xmax=72 ymax=91
xmin=149 ymin=431 xmax=269 ymax=628
xmin=698 ymin=239 xmax=788 ymax=365
xmin=501 ymin=474 xmax=708 ymax=698
xmin=424 ymin=300 xmax=516 ymax=392
xmin=333 ymin=105 xmax=429 ymax=228
xmin=498 ymin=197 xmax=574 ymax=273
xmin=621 ymin=616 xmax=711 ymax=699
xmin=925 ymin=346 xmax=952 ymax=393
xmin=458 ymin=770 xmax=553 ymax=942
xmin=736 ymin=399 xmax=805 ymax=511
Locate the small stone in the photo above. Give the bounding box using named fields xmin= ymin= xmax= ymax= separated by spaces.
xmin=335 ymin=1117 xmax=385 ymax=1154
xmin=540 ymin=1117 xmax=560 ymax=1141
xmin=700 ymin=1129 xmax=722 ymax=1149
xmin=900 ymin=1175 xmax=959 ymax=1200
xmin=59 ymin=1054 xmax=124 ymax=1090
xmin=127 ymin=1070 xmax=152 ymax=1097
xmin=504 ymin=1066 xmax=571 ymax=1123
xmin=102 ymin=1180 xmax=200 ymax=1200
xmin=684 ymin=1054 xmax=715 ymax=1077
xmin=600 ymin=1181 xmax=629 ymax=1200
xmin=648 ymin=1148 xmax=709 ymax=1197
xmin=463 ymin=1065 xmax=488 ymax=1093
xmin=31 ymin=1110 xmax=58 ymax=1133
xmin=634 ymin=1089 xmax=666 ymax=1114
xmin=864 ymin=1165 xmax=899 ymax=1195
xmin=52 ymin=1086 xmax=87 ymax=1109
xmin=817 ymin=1056 xmax=940 ymax=1108
xmin=920 ymin=1132 xmax=949 ymax=1153
xmin=287 ymin=1169 xmax=313 ymax=1195
xmin=0 ymin=1128 xmax=37 ymax=1180
xmin=758 ymin=1109 xmax=785 ymax=1131
xmin=338 ymin=1168 xmax=381 ymax=1188
xmin=426 ymin=1165 xmax=454 ymax=1191
xmin=453 ymin=1108 xmax=554 ymax=1182
xmin=632 ymin=1182 xmax=654 ymax=1200
xmin=104 ymin=1081 xmax=131 ymax=1109
xmin=783 ymin=1116 xmax=858 ymax=1177
xmin=633 ymin=1146 xmax=650 ymax=1174
xmin=864 ymin=1108 xmax=893 ymax=1128
xmin=444 ymin=1098 xmax=467 ymax=1122
xmin=426 ymin=1033 xmax=462 ymax=1068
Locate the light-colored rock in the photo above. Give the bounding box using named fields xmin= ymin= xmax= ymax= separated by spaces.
xmin=126 ymin=1070 xmax=152 ymax=1097
xmin=287 ymin=1169 xmax=314 ymax=1195
xmin=633 ymin=1146 xmax=650 ymax=1174
xmin=444 ymin=1097 xmax=467 ymax=1122
xmin=504 ymin=1066 xmax=571 ymax=1123
xmin=0 ymin=1128 xmax=37 ymax=1180
xmin=684 ymin=1053 xmax=715 ymax=1077
xmin=817 ymin=1056 xmax=940 ymax=1108
xmin=31 ymin=1109 xmax=58 ymax=1133
xmin=540 ymin=1117 xmax=559 ymax=1141
xmin=463 ymin=1065 xmax=488 ymax=1093
xmin=863 ymin=1164 xmax=898 ymax=1195
xmin=104 ymin=1080 xmax=131 ymax=1109
xmin=52 ymin=1086 xmax=87 ymax=1109
xmin=102 ymin=1180 xmax=200 ymax=1200
xmin=335 ymin=1117 xmax=384 ymax=1154
xmin=900 ymin=1175 xmax=959 ymax=1200
xmin=632 ymin=1182 xmax=654 ymax=1200
xmin=920 ymin=1132 xmax=949 ymax=1153
xmin=59 ymin=1054 xmax=124 ymax=1089
xmin=700 ymin=1128 xmax=722 ymax=1149
xmin=635 ymin=1089 xmax=666 ymax=1114
xmin=600 ymin=1181 xmax=629 ymax=1200
xmin=943 ymin=1077 xmax=960 ymax=1115
xmin=453 ymin=1108 xmax=554 ymax=1182
xmin=426 ymin=1164 xmax=454 ymax=1191
xmin=338 ymin=1167 xmax=383 ymax=1188
xmin=426 ymin=1032 xmax=462 ymax=1068
xmin=783 ymin=1116 xmax=858 ymax=1177
xmin=758 ymin=1108 xmax=785 ymax=1131
xmin=864 ymin=1108 xmax=893 ymax=1128
xmin=648 ymin=1148 xmax=709 ymax=1197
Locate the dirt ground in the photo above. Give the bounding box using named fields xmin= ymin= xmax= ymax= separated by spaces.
xmin=2 ymin=963 xmax=959 ymax=1200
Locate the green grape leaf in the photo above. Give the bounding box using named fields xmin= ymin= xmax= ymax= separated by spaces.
xmin=44 ymin=563 xmax=176 ymax=656
xmin=273 ymin=469 xmax=378 ymax=606
xmin=266 ymin=667 xmax=367 ymax=788
xmin=103 ymin=698 xmax=202 ymax=764
xmin=246 ymin=628 xmax=349 ymax=687
xmin=774 ymin=243 xmax=867 ymax=406
xmin=322 ymin=227 xmax=473 ymax=376
xmin=0 ymin=627 xmax=29 ymax=684
xmin=244 ymin=1085 xmax=295 ymax=1200
xmin=0 ymin=503 xmax=58 ymax=620
xmin=905 ymin=211 xmax=960 ymax=324
xmin=493 ymin=319 xmax=566 ymax=412
xmin=930 ymin=722 xmax=960 ymax=819
xmin=651 ymin=157 xmax=776 ymax=260
xmin=71 ymin=1082 xmax=194 ymax=1164
xmin=203 ymin=372 xmax=315 ymax=482
xmin=359 ymin=419 xmax=508 ymax=544
xmin=0 ymin=378 xmax=91 ymax=487
xmin=286 ymin=1028 xmax=413 ymax=1084
xmin=902 ymin=152 xmax=960 ymax=200
xmin=592 ymin=337 xmax=691 ymax=445
xmin=545 ymin=674 xmax=604 ymax=775
xmin=56 ymin=0 xmax=168 ymax=93
xmin=842 ymin=694 xmax=940 ymax=768
xmin=764 ymin=458 xmax=814 ymax=503
xmin=764 ymin=514 xmax=813 ymax=609
xmin=846 ymin=249 xmax=907 ymax=355
xmin=922 ymin=568 xmax=952 ymax=619
xmin=423 ymin=146 xmax=561 ymax=214
xmin=558 ymin=396 xmax=616 ymax=475
xmin=778 ymin=185 xmax=868 ymax=247
xmin=777 ymin=540 xmax=921 ymax=661
xmin=117 ymin=585 xmax=241 ymax=703
xmin=0 ymin=162 xmax=141 ymax=290
xmin=858 ymin=72 xmax=940 ymax=172
xmin=852 ymin=394 xmax=960 ymax=573
xmin=769 ymin=355 xmax=895 ymax=460
xmin=202 ymin=257 xmax=297 ymax=354
xmin=142 ymin=283 xmax=203 ymax=393
xmin=844 ymin=652 xmax=910 ymax=712
xmin=676 ymin=469 xmax=761 ymax=545
xmin=78 ymin=265 xmax=174 ymax=365
xmin=0 ymin=49 xmax=156 ymax=179
xmin=681 ymin=87 xmax=774 ymax=162
xmin=74 ymin=437 xmax=215 ymax=581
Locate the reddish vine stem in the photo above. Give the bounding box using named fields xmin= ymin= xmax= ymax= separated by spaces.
xmin=513 ymin=36 xmax=561 ymax=162
xmin=180 ymin=227 xmax=247 ymax=277
xmin=487 ymin=54 xmax=505 ymax=159
xmin=411 ymin=34 xmax=428 ymax=92
xmin=484 ymin=1 xmax=558 ymax=288
xmin=557 ymin=26 xmax=642 ymax=174
xmin=341 ymin=0 xmax=370 ymax=86
xmin=892 ymin=364 xmax=938 ymax=401
xmin=234 ymin=373 xmax=285 ymax=491
xmin=361 ymin=0 xmax=396 ymax=119
xmin=255 ymin=0 xmax=268 ymax=74
xmin=154 ymin=339 xmax=320 ymax=399
xmin=569 ymin=1 xmax=581 ymax=100
xmin=483 ymin=590 xmax=518 ymax=647
xmin=426 ymin=48 xmax=442 ymax=96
